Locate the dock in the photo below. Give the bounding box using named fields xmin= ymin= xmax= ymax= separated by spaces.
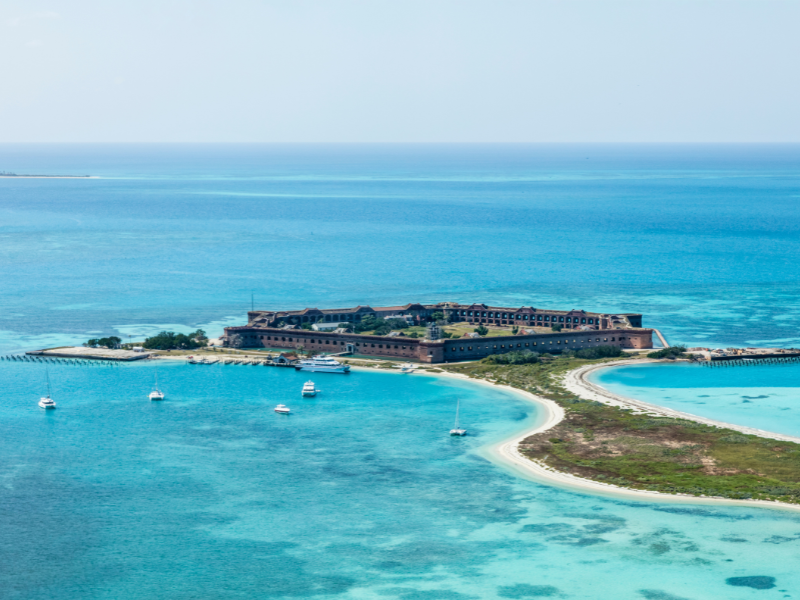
xmin=26 ymin=347 xmax=152 ymax=361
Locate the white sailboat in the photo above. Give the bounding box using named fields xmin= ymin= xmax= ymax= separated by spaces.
xmin=149 ymin=368 xmax=165 ymax=401
xmin=38 ymin=366 xmax=56 ymax=409
xmin=450 ymin=400 xmax=466 ymax=436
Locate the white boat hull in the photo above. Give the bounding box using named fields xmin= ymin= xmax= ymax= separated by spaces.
xmin=38 ymin=400 xmax=56 ymax=409
xmin=450 ymin=429 xmax=466 ymax=436
xmin=296 ymin=366 xmax=349 ymax=373
xmin=149 ymin=393 xmax=165 ymax=401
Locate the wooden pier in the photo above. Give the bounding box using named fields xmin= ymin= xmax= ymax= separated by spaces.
xmin=701 ymin=353 xmax=800 ymax=367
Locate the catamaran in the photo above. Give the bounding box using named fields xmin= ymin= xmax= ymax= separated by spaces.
xmin=38 ymin=366 xmax=56 ymax=409
xmin=450 ymin=400 xmax=466 ymax=436
xmin=149 ymin=368 xmax=165 ymax=401
xmin=295 ymin=355 xmax=350 ymax=374
xmin=302 ymin=381 xmax=319 ymax=397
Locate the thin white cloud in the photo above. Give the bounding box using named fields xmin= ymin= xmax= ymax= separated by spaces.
xmin=8 ymin=11 xmax=59 ymax=27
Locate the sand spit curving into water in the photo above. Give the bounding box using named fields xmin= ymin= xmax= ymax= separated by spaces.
xmin=422 ymin=365 xmax=800 ymax=512
xmin=153 ymin=354 xmax=800 ymax=510
xmin=564 ymin=360 xmax=800 ymax=444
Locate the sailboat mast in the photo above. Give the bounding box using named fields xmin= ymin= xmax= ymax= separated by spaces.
xmin=454 ymin=400 xmax=460 ymax=429
xmin=45 ymin=364 xmax=52 ymax=397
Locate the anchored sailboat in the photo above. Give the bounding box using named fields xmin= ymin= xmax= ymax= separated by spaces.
xmin=450 ymin=399 xmax=466 ymax=436
xmin=38 ymin=365 xmax=56 ymax=409
xmin=149 ymin=367 xmax=165 ymax=401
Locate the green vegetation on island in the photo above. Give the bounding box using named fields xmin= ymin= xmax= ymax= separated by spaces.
xmin=647 ymin=345 xmax=687 ymax=359
xmin=142 ymin=330 xmax=208 ymax=350
xmin=85 ymin=336 xmax=122 ymax=349
xmin=444 ymin=354 xmax=800 ymax=505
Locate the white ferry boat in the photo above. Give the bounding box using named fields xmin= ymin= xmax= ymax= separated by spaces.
xmin=295 ymin=355 xmax=350 ymax=374
xmin=302 ymin=381 xmax=319 ymax=397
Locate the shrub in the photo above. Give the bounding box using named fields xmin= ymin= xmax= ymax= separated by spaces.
xmin=481 ymin=350 xmax=540 ymax=365
xmin=574 ymin=345 xmax=624 ymax=359
xmin=647 ymin=346 xmax=687 ymax=359
xmin=354 ymin=316 xmax=407 ymax=333
xmin=143 ymin=330 xmax=207 ymax=350
xmin=474 ymin=325 xmax=489 ymax=336
xmin=85 ymin=336 xmax=122 ymax=349
xmin=551 ymin=324 xmax=563 ymax=332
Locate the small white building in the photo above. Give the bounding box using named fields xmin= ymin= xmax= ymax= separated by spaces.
xmin=312 ymin=323 xmax=341 ymax=331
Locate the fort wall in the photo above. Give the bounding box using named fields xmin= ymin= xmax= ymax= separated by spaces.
xmin=223 ymin=326 xmax=653 ymax=363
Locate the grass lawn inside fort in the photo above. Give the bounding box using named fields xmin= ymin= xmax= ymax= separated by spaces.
xmin=443 ymin=355 xmax=800 ymax=506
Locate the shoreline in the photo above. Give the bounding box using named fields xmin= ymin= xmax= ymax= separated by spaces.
xmin=422 ymin=367 xmax=800 ymax=512
xmin=145 ymin=352 xmax=800 ymax=511
xmin=564 ymin=360 xmax=800 ymax=444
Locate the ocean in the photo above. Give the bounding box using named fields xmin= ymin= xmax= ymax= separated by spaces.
xmin=1 ymin=144 xmax=800 ymax=353
xmin=2 ymin=360 xmax=800 ymax=599
xmin=2 ymin=144 xmax=800 ymax=598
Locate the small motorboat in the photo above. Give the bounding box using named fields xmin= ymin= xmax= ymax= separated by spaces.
xmin=275 ymin=404 xmax=291 ymax=414
xmin=302 ymin=381 xmax=319 ymax=397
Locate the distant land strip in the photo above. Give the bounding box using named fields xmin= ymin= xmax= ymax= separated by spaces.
xmin=0 ymin=172 xmax=92 ymax=178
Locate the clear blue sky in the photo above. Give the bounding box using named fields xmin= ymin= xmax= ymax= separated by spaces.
xmin=1 ymin=0 xmax=798 ymax=142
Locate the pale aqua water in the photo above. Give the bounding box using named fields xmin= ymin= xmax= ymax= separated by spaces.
xmin=3 ymin=145 xmax=800 ymax=598
xmin=592 ymin=362 xmax=800 ymax=438
xmin=2 ymin=360 xmax=800 ymax=599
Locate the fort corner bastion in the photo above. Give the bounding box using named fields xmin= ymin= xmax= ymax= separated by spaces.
xmin=221 ymin=302 xmax=653 ymax=364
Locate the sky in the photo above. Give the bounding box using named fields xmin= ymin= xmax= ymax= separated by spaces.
xmin=1 ymin=0 xmax=798 ymax=143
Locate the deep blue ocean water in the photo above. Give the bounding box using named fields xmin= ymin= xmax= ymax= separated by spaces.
xmin=3 ymin=145 xmax=800 ymax=598
xmin=1 ymin=144 xmax=800 ymax=353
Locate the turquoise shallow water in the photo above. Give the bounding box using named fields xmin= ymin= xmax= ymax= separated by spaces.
xmin=3 ymin=145 xmax=800 ymax=598
xmin=2 ymin=361 xmax=800 ymax=599
xmin=591 ymin=362 xmax=800 ymax=438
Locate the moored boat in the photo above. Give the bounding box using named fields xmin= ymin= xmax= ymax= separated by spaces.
xmin=450 ymin=400 xmax=466 ymax=436
xmin=149 ymin=368 xmax=165 ymax=401
xmin=295 ymin=355 xmax=350 ymax=374
xmin=302 ymin=381 xmax=319 ymax=397
xmin=38 ymin=366 xmax=56 ymax=409
xmin=274 ymin=404 xmax=291 ymax=414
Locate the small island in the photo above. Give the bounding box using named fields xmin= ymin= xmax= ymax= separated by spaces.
xmin=444 ymin=351 xmax=800 ymax=506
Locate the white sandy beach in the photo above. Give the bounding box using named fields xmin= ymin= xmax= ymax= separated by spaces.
xmin=562 ymin=360 xmax=800 ymax=444
xmin=152 ymin=352 xmax=800 ymax=510
xmin=418 ymin=366 xmax=800 ymax=512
